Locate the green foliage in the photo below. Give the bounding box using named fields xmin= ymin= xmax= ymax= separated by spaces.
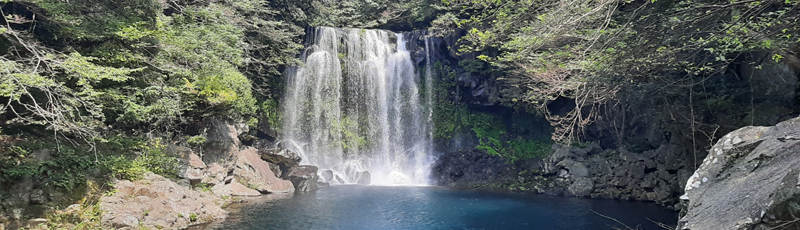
xmin=2 ymin=0 xmax=268 ymax=136
xmin=507 ymin=138 xmax=551 ymax=162
xmin=259 ymin=99 xmax=282 ymax=133
xmin=103 ymin=138 xmax=180 ymax=180
xmin=458 ymin=59 xmax=486 ymax=73
xmin=186 ymin=135 xmax=207 ymax=147
xmin=431 ymin=62 xmax=552 ymax=162
xmin=311 ymin=0 xmax=435 ymax=29
xmin=430 ymin=0 xmax=800 ymax=145
xmin=0 ymin=139 xmax=95 ymax=191
xmin=47 ymin=203 xmax=105 ymax=230
xmin=193 ymin=183 xmax=212 ymax=192
xmin=431 ymin=62 xmax=463 ymax=139
xmin=473 ymin=126 xmax=505 ymax=156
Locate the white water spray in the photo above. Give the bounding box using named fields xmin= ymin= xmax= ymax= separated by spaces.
xmin=282 ymin=27 xmax=435 ymax=185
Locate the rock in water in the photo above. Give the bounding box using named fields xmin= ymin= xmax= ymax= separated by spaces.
xmin=321 ymin=169 xmax=334 ymax=183
xmin=260 ymin=146 xmax=301 ymax=174
xmin=333 ymin=175 xmax=346 ymax=185
xmin=678 ymin=117 xmax=800 ymax=230
xmin=355 ymin=171 xmax=371 ymax=185
xmin=285 ymin=165 xmax=320 ymax=192
xmin=234 ymin=147 xmax=295 ymax=193
xmin=567 ymin=177 xmax=594 ymax=197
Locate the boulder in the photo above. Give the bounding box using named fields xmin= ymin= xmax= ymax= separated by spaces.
xmin=332 ymin=175 xmax=346 ymax=185
xmin=212 ymin=181 xmax=261 ymax=197
xmin=268 ymin=162 xmax=282 ymax=178
xmin=99 ymin=172 xmax=227 ymax=229
xmin=200 ymin=163 xmax=228 ymax=185
xmin=28 ymin=189 xmax=45 ymax=204
xmin=567 ymin=177 xmax=594 ymax=197
xmin=678 ymin=117 xmax=800 ymax=230
xmin=284 ymin=165 xmax=320 ymax=192
xmin=582 ymin=142 xmax=603 ymax=155
xmin=321 ymin=169 xmax=334 ymax=183
xmin=628 ymin=163 xmax=646 ymax=179
xmin=202 ymin=119 xmax=244 ymax=168
xmin=26 ymin=218 xmax=47 ymax=229
xmin=557 ymin=159 xmax=589 ymax=178
xmin=260 ymin=147 xmax=302 ymax=174
xmin=549 ymin=146 xmax=585 ymax=163
xmin=171 ymin=145 xmax=207 ymax=182
xmin=355 ymin=171 xmax=371 ymax=185
xmin=234 ymin=147 xmax=294 ymax=193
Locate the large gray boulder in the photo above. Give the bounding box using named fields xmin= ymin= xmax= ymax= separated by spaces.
xmin=260 ymin=145 xmax=302 ymax=174
xmin=556 ymin=159 xmax=589 ymax=178
xmin=678 ymin=117 xmax=800 ymax=230
xmin=284 ymin=166 xmax=320 ymax=192
xmin=202 ymin=119 xmax=246 ymax=169
xmin=567 ymin=177 xmax=594 ymax=197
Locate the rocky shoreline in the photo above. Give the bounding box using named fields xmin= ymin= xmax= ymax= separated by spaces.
xmin=432 ymin=142 xmax=696 ymax=210
xmin=0 ymin=119 xmax=323 ymax=230
xmin=5 ymin=117 xmax=800 ymax=229
xmin=96 ymin=120 xmax=326 ymax=229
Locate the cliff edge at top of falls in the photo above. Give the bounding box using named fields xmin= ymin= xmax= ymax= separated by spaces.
xmin=678 ymin=116 xmax=800 ymax=230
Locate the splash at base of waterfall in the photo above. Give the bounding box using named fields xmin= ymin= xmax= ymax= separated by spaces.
xmin=282 ymin=27 xmax=435 ymax=186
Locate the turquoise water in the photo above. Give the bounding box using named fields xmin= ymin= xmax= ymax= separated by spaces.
xmin=212 ymin=185 xmax=677 ymax=230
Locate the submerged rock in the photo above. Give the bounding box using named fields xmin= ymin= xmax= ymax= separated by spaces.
xmin=234 ymin=147 xmax=295 ymax=194
xmin=355 ymin=171 xmax=371 ymax=185
xmin=285 ymin=165 xmax=320 ymax=192
xmin=678 ymin=117 xmax=800 ymax=230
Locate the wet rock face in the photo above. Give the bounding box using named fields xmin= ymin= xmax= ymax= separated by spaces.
xmin=433 ymin=142 xmax=691 ymax=207
xmin=432 ymin=149 xmax=514 ymax=188
xmin=100 ymin=172 xmax=227 ymax=229
xmin=321 ymin=169 xmax=334 ymax=183
xmin=678 ymin=117 xmax=800 ymax=230
xmin=284 ymin=165 xmax=320 ymax=192
xmin=355 ymin=171 xmax=371 ymax=185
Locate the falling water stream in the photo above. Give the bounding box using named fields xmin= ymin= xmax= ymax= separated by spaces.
xmin=282 ymin=27 xmax=434 ymax=185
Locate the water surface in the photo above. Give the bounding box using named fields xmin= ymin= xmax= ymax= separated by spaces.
xmin=211 ymin=185 xmax=677 ymax=230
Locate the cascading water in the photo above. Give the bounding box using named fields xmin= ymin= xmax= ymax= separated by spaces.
xmin=282 ymin=27 xmax=434 ymax=185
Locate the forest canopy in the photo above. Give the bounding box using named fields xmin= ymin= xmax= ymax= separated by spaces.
xmin=0 ymin=0 xmax=798 ymax=146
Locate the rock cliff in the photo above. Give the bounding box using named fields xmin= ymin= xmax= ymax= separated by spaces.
xmin=678 ymin=117 xmax=800 ymax=230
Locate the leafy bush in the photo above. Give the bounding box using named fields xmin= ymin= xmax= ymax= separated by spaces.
xmin=187 ymin=135 xmax=207 ymax=147
xmin=103 ymin=139 xmax=180 ymax=180
xmin=0 ymin=140 xmax=95 ymax=191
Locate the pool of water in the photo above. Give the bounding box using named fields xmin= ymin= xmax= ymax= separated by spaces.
xmin=209 ymin=185 xmax=677 ymax=230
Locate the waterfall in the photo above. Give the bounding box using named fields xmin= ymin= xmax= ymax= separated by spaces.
xmin=282 ymin=27 xmax=434 ymax=185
